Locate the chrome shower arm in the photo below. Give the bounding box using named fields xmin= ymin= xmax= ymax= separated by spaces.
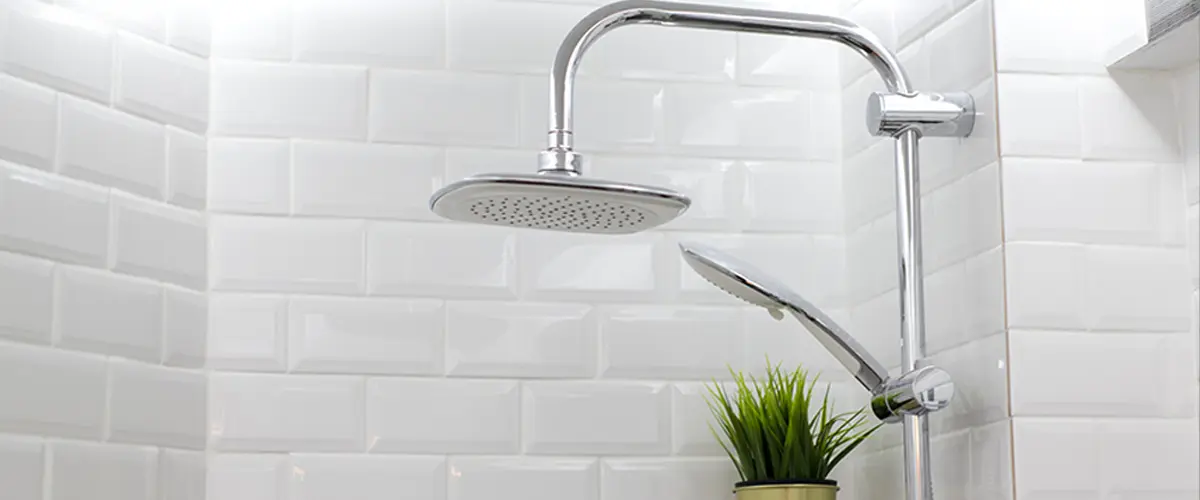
xmin=546 ymin=0 xmax=911 ymax=151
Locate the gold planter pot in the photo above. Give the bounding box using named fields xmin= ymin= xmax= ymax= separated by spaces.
xmin=734 ymin=482 xmax=838 ymax=500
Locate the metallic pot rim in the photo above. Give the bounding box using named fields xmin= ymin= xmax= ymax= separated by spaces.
xmin=735 ymin=479 xmax=838 ymax=489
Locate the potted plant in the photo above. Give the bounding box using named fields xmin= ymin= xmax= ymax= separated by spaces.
xmin=706 ymin=363 xmax=880 ymax=500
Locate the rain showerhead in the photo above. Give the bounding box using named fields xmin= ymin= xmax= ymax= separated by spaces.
xmin=429 ymin=172 xmax=691 ymax=234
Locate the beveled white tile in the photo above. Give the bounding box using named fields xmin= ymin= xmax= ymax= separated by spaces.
xmin=446 ymin=301 xmax=597 ymax=378
xmin=523 ymin=381 xmax=670 ymax=455
xmin=930 ymin=430 xmax=970 ymax=500
xmin=291 ymin=141 xmax=443 ymax=220
xmin=589 ymin=156 xmax=740 ymax=232
xmin=2 ymin=1 xmax=113 ymax=103
xmin=366 ymin=378 xmax=519 ymax=454
xmin=114 ymin=32 xmax=209 ymax=133
xmin=207 ymin=454 xmax=289 ymax=500
xmin=662 ymin=83 xmax=737 ymax=151
xmin=0 ymin=251 xmax=53 ymax=345
xmin=108 ymin=359 xmax=206 ymax=449
xmin=1010 ymin=330 xmax=1196 ymax=417
xmin=925 ymin=0 xmax=992 ymax=91
xmin=969 ymin=420 xmax=1014 ymax=500
xmin=1100 ymin=419 xmax=1200 ymax=496
xmin=587 ymin=25 xmax=736 ymax=82
xmin=737 ymin=87 xmax=811 ymax=159
xmin=448 ymin=457 xmax=598 ymax=500
xmin=208 ymin=294 xmax=287 ymax=372
xmin=1080 ymin=74 xmax=1180 ymax=162
xmin=994 ymin=0 xmax=1135 ymax=74
xmin=0 ymin=343 xmax=106 ymax=439
xmin=163 ymin=285 xmax=206 ymax=368
xmin=207 ymin=138 xmax=290 ymax=215
xmin=58 ymin=96 xmax=165 ymax=198
xmin=849 ymin=289 xmax=901 ymax=370
xmin=288 ymin=297 xmax=444 ymax=375
xmin=370 ymin=70 xmax=519 ymax=147
xmin=571 ymin=79 xmax=665 ymax=153
xmin=1084 ymin=245 xmax=1192 ymax=332
xmin=293 ymin=0 xmax=443 ymax=68
xmin=923 ymin=162 xmax=1002 ymax=270
xmin=0 ymin=434 xmax=43 ymax=500
xmin=445 ymin=147 xmax=530 ymax=181
xmin=368 ymin=222 xmax=517 ymax=299
xmin=742 ymin=305 xmax=849 ymax=378
xmin=55 ymin=266 xmax=162 ymax=362
xmin=1187 ymin=204 xmax=1199 ymax=286
xmin=446 ymin=0 xmax=590 ymax=74
xmin=166 ymin=2 xmax=211 ymax=57
xmin=839 ymin=0 xmax=897 ymax=85
xmin=1004 ymin=242 xmax=1087 ymax=330
xmin=1012 ymin=418 xmax=1101 ymax=497
xmin=0 ymin=161 xmax=110 ymax=267
xmin=209 ymin=373 xmax=364 ymax=452
xmin=927 ymin=333 xmax=1009 ymax=434
xmin=111 ymin=192 xmax=206 ymax=289
xmin=737 ymin=34 xmax=840 ymax=89
xmin=289 ymin=454 xmax=446 ymax=500
xmin=599 ymin=305 xmax=742 ymax=380
xmin=159 ymin=449 xmax=206 ymax=500
xmin=211 ymin=61 xmax=367 ymax=140
xmin=55 ymin=0 xmax=167 ymax=41
xmin=996 ymin=74 xmax=1081 ymax=158
xmin=843 ymin=140 xmax=896 ymax=230
xmin=600 ymin=458 xmax=738 ymax=500
xmin=743 ymin=160 xmax=842 ymax=233
xmin=211 ymin=216 xmax=365 ymax=294
xmin=520 ymin=232 xmax=667 ymax=303
xmin=166 ymin=127 xmax=206 ymax=210
xmin=210 ymin=0 xmax=291 ymax=60
xmin=50 ymin=441 xmax=156 ymax=500
xmin=670 ymin=383 xmax=726 ymax=456
xmin=892 ymin=0 xmax=954 ymax=48
xmin=0 ymin=74 xmax=57 ymax=170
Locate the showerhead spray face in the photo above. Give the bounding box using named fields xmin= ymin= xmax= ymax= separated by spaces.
xmin=429 ymin=172 xmax=691 ymax=234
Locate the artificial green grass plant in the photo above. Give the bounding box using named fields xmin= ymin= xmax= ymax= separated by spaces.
xmin=706 ymin=362 xmax=880 ymax=482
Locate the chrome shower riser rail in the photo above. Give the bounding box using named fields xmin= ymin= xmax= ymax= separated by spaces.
xmin=538 ymin=3 xmax=976 ymax=500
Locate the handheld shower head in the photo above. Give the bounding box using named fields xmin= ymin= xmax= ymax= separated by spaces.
xmin=679 ymin=241 xmax=889 ymax=392
xmin=430 ymin=172 xmax=690 ymax=234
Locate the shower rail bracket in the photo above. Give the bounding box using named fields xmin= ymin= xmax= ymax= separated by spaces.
xmin=866 ymin=91 xmax=976 ymax=138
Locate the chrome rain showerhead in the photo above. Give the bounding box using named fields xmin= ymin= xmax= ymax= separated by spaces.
xmin=678 ymin=241 xmax=889 ymax=392
xmin=429 ymin=172 xmax=690 ymax=235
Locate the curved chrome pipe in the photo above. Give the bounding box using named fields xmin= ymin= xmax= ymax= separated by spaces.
xmin=546 ymin=0 xmax=911 ymax=150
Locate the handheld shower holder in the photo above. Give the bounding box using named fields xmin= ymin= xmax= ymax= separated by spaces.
xmin=869 ymin=365 xmax=955 ymax=423
xmin=867 ymin=91 xmax=976 ymax=138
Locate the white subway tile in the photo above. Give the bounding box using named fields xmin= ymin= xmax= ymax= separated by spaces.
xmin=993 ymin=0 xmax=1132 ymax=74
xmin=850 ymin=289 xmax=901 ymax=370
xmin=289 ymin=297 xmax=444 ymax=375
xmin=839 ymin=0 xmax=897 ymax=85
xmin=0 ymin=435 xmax=43 ymax=500
xmin=670 ymin=383 xmax=725 ymax=456
xmin=159 ymin=449 xmax=206 ymax=500
xmin=211 ymin=216 xmax=365 ymax=294
xmin=289 ymin=455 xmax=446 ymax=500
xmin=1100 ymin=419 xmax=1200 ymax=496
xmin=1178 ymin=67 xmax=1199 ymax=204
xmin=521 ymin=232 xmax=666 ymax=303
xmin=1004 ymin=242 xmax=1086 ymax=330
xmin=446 ymin=0 xmax=590 ymax=74
xmin=448 ymin=457 xmax=598 ymax=500
xmin=58 ymin=96 xmax=165 ymax=198
xmin=846 ymin=215 xmax=899 ymax=303
xmin=109 ymin=360 xmax=206 ymax=449
xmin=589 ymin=156 xmax=740 ymax=232
xmin=1188 ymin=204 xmax=1199 ymax=286
xmin=664 ymin=84 xmax=810 ymax=159
xmin=517 ymin=77 xmax=551 ymax=149
xmin=930 ymin=430 xmax=970 ymax=500
xmin=586 ymin=25 xmax=736 ymax=82
xmin=523 ymin=381 xmax=670 ymax=455
xmin=1084 ymin=245 xmax=1193 ymax=332
xmin=923 ymin=162 xmax=1002 ymax=270
xmin=444 ymin=147 xmax=531 ymax=181
xmin=843 ymin=141 xmax=896 ymax=230
xmin=996 ymin=74 xmax=1081 ymax=158
xmin=601 ymin=459 xmax=738 ymax=500
xmin=115 ymin=33 xmax=209 ymax=133
xmin=166 ymin=127 xmax=206 ymax=210
xmin=111 ymin=192 xmax=206 ymax=289
xmin=163 ymin=285 xmax=206 ymax=368
xmin=950 ymin=79 xmax=1000 ymax=184
xmin=892 ymin=0 xmax=953 ymax=48
xmin=573 ymin=80 xmax=664 ymax=152
xmin=370 ymin=70 xmax=520 ymax=147
xmin=742 ymin=306 xmax=848 ymax=378
xmin=211 ymin=61 xmax=367 ymax=140
xmin=0 ymin=343 xmax=106 ymax=439
xmin=55 ymin=0 xmax=167 ymax=41
xmin=743 ymin=160 xmax=842 ymax=233
xmin=962 ymin=246 xmax=1007 ymax=341
xmin=208 ymin=294 xmax=288 ymax=372
xmin=1010 ymin=330 xmax=1196 ymax=417
xmin=599 ymin=305 xmax=742 ymax=380
xmin=0 ymin=74 xmax=56 ymax=170
xmin=0 ymin=251 xmax=53 ymax=345
xmin=1012 ymin=418 xmax=1101 ymax=497
xmin=2 ymin=2 xmax=113 ymax=103
xmin=55 ymin=266 xmax=162 ymax=361
xmin=292 ymin=141 xmax=443 ymax=220
xmin=737 ymin=35 xmax=839 ymax=89
xmin=208 ymin=138 xmax=290 ymax=215
xmin=293 ymin=0 xmax=444 ymax=68
xmin=0 ymin=162 xmax=109 ymax=266
xmin=854 ymin=446 xmax=905 ymax=500
xmin=207 ymin=454 xmax=289 ymax=500
xmin=928 ymin=334 xmax=1009 ymax=435
xmin=209 ymin=373 xmax=364 ymax=452
xmin=446 ymin=301 xmax=596 ymax=378
xmin=211 ymin=1 xmax=291 ymax=60
xmin=970 ymin=421 xmax=1015 ymax=500
xmin=50 ymin=441 xmax=156 ymax=500
xmin=926 ymin=0 xmax=992 ymax=91
xmin=367 ymin=222 xmax=517 ymax=299
xmin=166 ymin=2 xmax=211 ymax=57
xmin=1079 ymin=74 xmax=1179 ymax=162
xmin=366 ymin=378 xmax=519 ymax=454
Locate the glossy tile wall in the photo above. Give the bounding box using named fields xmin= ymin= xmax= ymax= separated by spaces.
xmin=205 ymin=1 xmax=859 ymax=499
xmin=837 ymin=0 xmax=1010 ymax=499
xmin=994 ymin=0 xmax=1200 ymax=498
xmin=0 ymin=1 xmax=209 ymax=499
